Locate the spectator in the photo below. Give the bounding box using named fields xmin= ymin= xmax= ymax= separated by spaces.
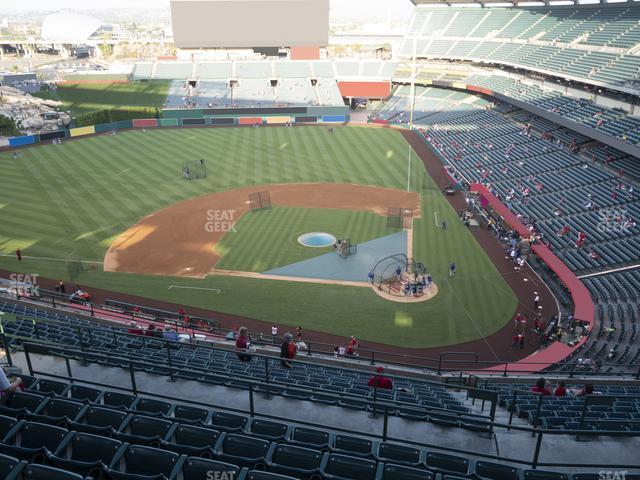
xmin=280 ymin=333 xmax=297 ymax=368
xmin=346 ymin=336 xmax=359 ymax=356
xmin=271 ymin=325 xmax=278 ymax=340
xmin=554 ymin=381 xmax=567 ymax=397
xmin=178 ymin=307 xmax=186 ymax=319
xmin=235 ymin=327 xmax=252 ymax=362
xmin=367 ymin=367 xmax=393 ymax=390
xmin=163 ymin=327 xmax=179 ymax=343
xmin=15 ymin=248 xmax=22 ymax=262
xmin=572 ymin=384 xmax=596 ymax=396
xmin=145 ymin=324 xmax=159 ymax=337
xmin=127 ymin=322 xmax=143 ymax=336
xmin=531 ymin=378 xmax=551 ymax=396
xmin=56 ymin=281 xmax=66 ymax=294
xmin=296 ymin=326 xmax=303 ymax=341
xmin=0 ymin=368 xmax=23 ymax=399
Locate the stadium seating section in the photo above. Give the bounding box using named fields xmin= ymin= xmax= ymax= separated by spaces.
xmin=400 ymin=5 xmax=640 ymax=91
xmin=0 ymin=372 xmax=636 ymax=479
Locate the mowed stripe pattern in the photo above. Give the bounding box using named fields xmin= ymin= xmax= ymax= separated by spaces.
xmin=0 ymin=126 xmax=516 ymax=348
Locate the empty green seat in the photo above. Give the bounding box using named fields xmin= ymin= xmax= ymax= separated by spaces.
xmin=22 ymin=464 xmax=83 ymax=480
xmin=103 ymin=391 xmax=137 ymax=409
xmin=211 ymin=412 xmax=248 ymax=432
xmin=26 ymin=399 xmax=86 ymax=426
xmin=376 ymin=442 xmax=423 ymax=467
xmin=249 ymin=419 xmax=289 ymax=441
xmin=321 ymin=453 xmax=377 ymax=480
xmin=161 ymin=424 xmax=220 ymax=456
xmin=67 ymin=385 xmax=103 ymax=403
xmin=0 ymin=453 xmax=23 ymax=479
xmin=265 ymin=444 xmax=324 ymax=477
xmin=0 ymin=392 xmax=46 ymax=417
xmin=525 ymin=470 xmax=569 ymax=480
xmin=0 ymin=421 xmax=71 ymax=462
xmin=46 ymin=432 xmax=125 ymax=477
xmin=105 ymin=445 xmax=183 ymax=480
xmin=425 ymin=452 xmax=470 ymax=476
xmin=182 ymin=457 xmax=245 ymax=480
xmin=70 ymin=406 xmax=127 ymax=435
xmin=289 ymin=426 xmax=331 ymax=449
xmin=115 ymin=414 xmax=174 ymax=445
xmin=215 ymin=433 xmax=271 ymax=469
xmin=173 ymin=405 xmax=210 ymax=424
xmin=332 ymin=435 xmax=375 ymax=457
xmin=376 ymin=463 xmax=435 ymax=480
xmin=476 ymin=461 xmax=520 ymax=480
xmin=134 ymin=398 xmax=173 ymax=416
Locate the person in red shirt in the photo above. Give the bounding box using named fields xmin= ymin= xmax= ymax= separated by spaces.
xmin=554 ymin=381 xmax=567 ymax=397
xmin=531 ymin=378 xmax=551 ymax=396
xmin=368 ymin=367 xmax=393 ymax=390
xmin=127 ymin=322 xmax=144 ymax=336
xmin=15 ymin=249 xmax=22 ymax=262
xmin=280 ymin=333 xmax=297 ymax=368
xmin=346 ymin=336 xmax=359 ymax=356
xmin=178 ymin=307 xmax=186 ymax=319
xmin=235 ymin=327 xmax=251 ymax=362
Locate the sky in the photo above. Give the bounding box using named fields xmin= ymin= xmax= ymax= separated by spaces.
xmin=3 ymin=0 xmax=415 ymax=21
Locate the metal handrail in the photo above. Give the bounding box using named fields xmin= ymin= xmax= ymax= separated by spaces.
xmin=14 ymin=340 xmax=640 ymax=473
xmin=2 ymin=292 xmax=640 ymax=379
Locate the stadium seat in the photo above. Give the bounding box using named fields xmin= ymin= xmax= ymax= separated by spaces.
xmin=182 ymin=457 xmax=246 ymax=480
xmin=0 ymin=392 xmax=46 ymax=418
xmin=248 ymin=419 xmax=289 ymax=441
xmin=70 ymin=405 xmax=127 ymax=435
xmin=21 ymin=464 xmax=83 ymax=480
xmin=133 ymin=397 xmax=173 ymax=417
xmin=161 ymin=424 xmax=221 ymax=457
xmin=331 ymin=434 xmax=376 ymax=457
xmin=320 ymin=453 xmax=377 ymax=480
xmin=211 ymin=411 xmax=248 ymax=432
xmin=105 ymin=445 xmax=184 ymax=480
xmin=524 ymin=470 xmax=570 ymax=480
xmin=215 ymin=433 xmax=271 ymax=469
xmin=115 ymin=414 xmax=174 ymax=446
xmin=0 ymin=421 xmax=72 ymax=462
xmin=246 ymin=471 xmax=298 ymax=480
xmin=376 ymin=463 xmax=435 ymax=480
xmin=288 ymin=426 xmax=331 ymax=450
xmin=265 ymin=443 xmax=324 ymax=478
xmin=46 ymin=432 xmax=125 ymax=477
xmin=26 ymin=399 xmax=87 ymax=426
xmin=28 ymin=380 xmax=69 ymax=397
xmin=475 ymin=461 xmax=520 ymax=480
xmin=375 ymin=442 xmax=424 ymax=467
xmin=0 ymin=415 xmax=22 ymax=439
xmin=103 ymin=391 xmax=137 ymax=410
xmin=425 ymin=452 xmax=471 ymax=476
xmin=173 ymin=405 xmax=210 ymax=424
xmin=66 ymin=385 xmax=103 ymax=403
xmin=0 ymin=453 xmax=24 ymax=480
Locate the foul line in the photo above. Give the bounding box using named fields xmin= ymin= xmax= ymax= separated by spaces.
xmin=168 ymin=285 xmax=221 ymax=294
xmin=0 ymin=254 xmax=103 ymax=264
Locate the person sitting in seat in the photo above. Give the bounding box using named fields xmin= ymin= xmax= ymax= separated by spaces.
xmin=530 ymin=378 xmax=551 ymax=396
xmin=127 ymin=322 xmax=144 ymax=336
xmin=0 ymin=367 xmax=23 ymax=400
xmin=368 ymin=367 xmax=393 ymax=390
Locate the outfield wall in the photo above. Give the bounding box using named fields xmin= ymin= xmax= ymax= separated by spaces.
xmin=5 ymin=106 xmax=350 ymax=150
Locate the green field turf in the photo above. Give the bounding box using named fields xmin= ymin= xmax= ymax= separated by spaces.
xmin=35 ymin=81 xmax=170 ymax=117
xmin=0 ymin=126 xmax=517 ymax=348
xmin=216 ymin=206 xmax=399 ymax=272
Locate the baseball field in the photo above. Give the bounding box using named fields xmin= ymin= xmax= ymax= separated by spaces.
xmin=0 ymin=124 xmax=517 ymax=348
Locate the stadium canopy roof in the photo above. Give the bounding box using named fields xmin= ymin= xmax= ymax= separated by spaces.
xmin=41 ymin=12 xmax=102 ymax=43
xmin=410 ymin=0 xmax=619 ymax=5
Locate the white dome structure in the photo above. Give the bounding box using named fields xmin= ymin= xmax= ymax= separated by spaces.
xmin=41 ymin=12 xmax=102 ymax=43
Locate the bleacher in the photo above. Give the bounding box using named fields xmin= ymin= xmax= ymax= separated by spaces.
xmin=400 ymin=5 xmax=640 ymax=92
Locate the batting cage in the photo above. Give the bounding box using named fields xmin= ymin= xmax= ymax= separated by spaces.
xmin=371 ymin=254 xmax=427 ymax=297
xmin=387 ymin=207 xmax=414 ymax=229
xmin=182 ymin=159 xmax=207 ymax=180
xmin=249 ymin=191 xmax=272 ymax=210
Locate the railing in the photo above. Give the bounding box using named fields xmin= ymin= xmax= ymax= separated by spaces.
xmin=2 ymin=297 xmax=640 ymax=380
xmin=9 ymin=339 xmax=640 ymax=472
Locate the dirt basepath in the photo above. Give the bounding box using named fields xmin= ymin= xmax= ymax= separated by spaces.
xmin=104 ymin=183 xmax=420 ymax=277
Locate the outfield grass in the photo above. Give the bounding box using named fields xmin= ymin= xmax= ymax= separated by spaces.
xmin=216 ymin=206 xmax=399 ymax=272
xmin=34 ymin=81 xmax=170 ymax=117
xmin=0 ymin=126 xmax=516 ymax=347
